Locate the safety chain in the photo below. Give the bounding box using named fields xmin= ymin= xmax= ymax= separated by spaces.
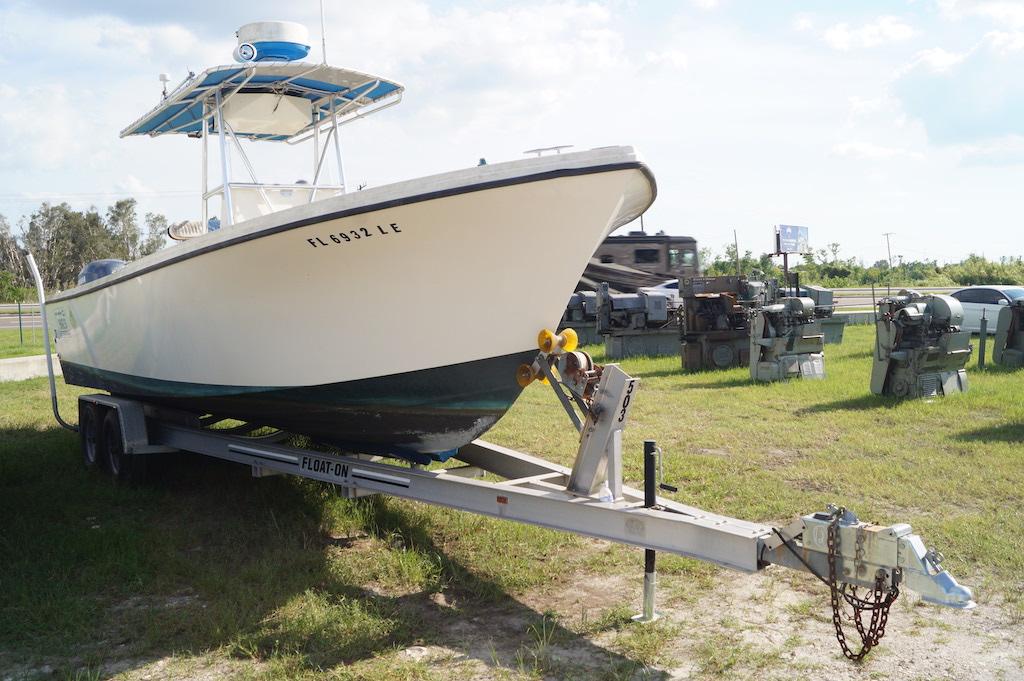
xmin=827 ymin=508 xmax=900 ymax=660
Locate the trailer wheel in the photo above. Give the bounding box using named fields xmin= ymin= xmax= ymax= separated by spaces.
xmin=79 ymin=402 xmax=104 ymax=470
xmin=102 ymin=410 xmax=136 ymax=483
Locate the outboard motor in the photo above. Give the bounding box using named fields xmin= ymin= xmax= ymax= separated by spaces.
xmin=870 ymin=290 xmax=972 ymax=398
xmin=679 ymin=276 xmax=766 ymax=371
xmin=77 ymin=259 xmax=127 ymax=286
xmin=993 ymin=299 xmax=1024 ymax=368
xmin=597 ymin=283 xmax=678 ymax=358
xmin=750 ymin=296 xmax=825 ymax=382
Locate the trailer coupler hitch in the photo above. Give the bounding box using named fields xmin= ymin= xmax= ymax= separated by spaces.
xmin=762 ymin=506 xmax=974 ymax=659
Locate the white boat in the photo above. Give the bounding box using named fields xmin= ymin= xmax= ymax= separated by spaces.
xmin=48 ymin=21 xmax=656 ymax=458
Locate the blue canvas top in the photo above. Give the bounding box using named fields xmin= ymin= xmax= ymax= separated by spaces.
xmin=122 ymin=62 xmax=404 ymax=141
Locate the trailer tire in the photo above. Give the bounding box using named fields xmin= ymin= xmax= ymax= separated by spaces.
xmin=102 ymin=410 xmax=144 ymax=483
xmin=80 ymin=402 xmax=104 ymax=470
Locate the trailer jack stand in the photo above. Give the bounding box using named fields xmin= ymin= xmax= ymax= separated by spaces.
xmin=632 ymin=549 xmax=661 ymax=624
xmin=632 ymin=441 xmax=662 ymax=624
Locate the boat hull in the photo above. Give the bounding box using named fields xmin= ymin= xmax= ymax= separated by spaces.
xmin=48 ymin=147 xmax=655 ymax=453
xmin=60 ymin=350 xmax=536 ymax=456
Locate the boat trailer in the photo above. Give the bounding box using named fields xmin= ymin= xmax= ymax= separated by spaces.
xmin=28 ymin=253 xmax=973 ymax=660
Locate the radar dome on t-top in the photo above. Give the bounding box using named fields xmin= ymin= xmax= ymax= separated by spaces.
xmin=233 ymin=21 xmax=311 ymax=63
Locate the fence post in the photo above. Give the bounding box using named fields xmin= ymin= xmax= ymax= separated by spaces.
xmin=978 ymin=313 xmax=988 ymax=370
xmin=18 ymin=301 xmax=23 ymax=345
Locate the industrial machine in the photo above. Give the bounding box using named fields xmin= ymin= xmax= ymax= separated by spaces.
xmin=678 ymin=276 xmax=766 ymax=371
xmin=750 ymin=296 xmax=825 ymax=382
xmin=799 ymin=284 xmax=846 ymax=344
xmin=870 ymin=290 xmax=972 ymax=398
xmin=597 ymin=283 xmax=679 ymax=358
xmin=775 ymin=282 xmax=845 ymax=344
xmin=993 ymin=299 xmax=1024 ymax=368
xmin=560 ymin=291 xmax=601 ymax=346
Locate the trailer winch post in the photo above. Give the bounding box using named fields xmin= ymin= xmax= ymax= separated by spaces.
xmin=633 ymin=439 xmax=661 ymax=623
xmin=24 ymin=251 xmax=77 ymax=433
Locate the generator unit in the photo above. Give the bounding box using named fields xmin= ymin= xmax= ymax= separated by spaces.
xmin=870 ymin=290 xmax=972 ymax=398
xmin=560 ymin=291 xmax=601 ymax=345
xmin=750 ymin=297 xmax=826 ymax=381
xmin=779 ymin=283 xmax=845 ymax=343
xmin=597 ymin=283 xmax=679 ymax=358
xmin=993 ymin=299 xmax=1024 ymax=368
xmin=679 ymin=276 xmax=766 ymax=371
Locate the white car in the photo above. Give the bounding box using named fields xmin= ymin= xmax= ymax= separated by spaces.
xmin=640 ymin=278 xmax=678 ymax=292
xmin=949 ymin=285 xmax=1024 ymax=333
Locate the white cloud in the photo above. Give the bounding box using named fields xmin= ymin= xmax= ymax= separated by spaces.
xmin=115 ymin=175 xmax=155 ymax=196
xmin=822 ymin=16 xmax=918 ymax=50
xmin=0 ymin=84 xmax=85 ymax=171
xmin=793 ymin=14 xmax=815 ymax=32
xmin=939 ymin=0 xmax=1024 ymax=28
xmin=893 ymin=31 xmax=1024 ymax=144
xmin=644 ymin=48 xmax=688 ymax=69
xmin=899 ymin=46 xmax=968 ymax=74
xmin=847 ymin=96 xmax=886 ymax=115
xmin=0 ymin=7 xmax=226 ymax=74
xmin=831 ymin=141 xmax=924 ymax=160
xmin=691 ymin=0 xmax=720 ymax=9
xmin=985 ymin=29 xmax=1024 ymax=53
xmin=955 ymin=135 xmax=1024 ymax=165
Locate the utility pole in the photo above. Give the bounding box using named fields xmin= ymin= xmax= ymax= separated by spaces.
xmin=882 ymin=232 xmax=895 ymax=271
xmin=733 ymin=229 xmax=741 ymax=276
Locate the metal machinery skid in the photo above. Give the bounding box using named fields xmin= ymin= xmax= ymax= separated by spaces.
xmin=750 ymin=296 xmax=826 ymax=382
xmin=678 ymin=276 xmax=765 ymax=371
xmin=871 ymin=290 xmax=972 ymax=398
xmin=596 ymin=282 xmax=680 ymax=360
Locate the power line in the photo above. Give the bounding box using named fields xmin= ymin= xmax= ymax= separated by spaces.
xmin=0 ymin=190 xmax=198 ymax=201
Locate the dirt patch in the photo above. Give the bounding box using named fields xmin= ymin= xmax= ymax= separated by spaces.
xmin=25 ymin=565 xmax=1018 ymax=681
xmin=760 ymin=449 xmax=807 ymax=470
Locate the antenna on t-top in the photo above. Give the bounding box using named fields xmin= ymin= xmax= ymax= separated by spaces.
xmin=319 ymin=0 xmax=328 ymax=64
xmin=159 ymin=73 xmax=170 ymax=98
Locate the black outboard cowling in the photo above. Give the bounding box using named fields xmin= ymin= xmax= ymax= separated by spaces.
xmin=77 ymin=259 xmax=127 ymax=286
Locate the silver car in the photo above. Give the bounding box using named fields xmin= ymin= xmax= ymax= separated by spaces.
xmin=949 ymin=285 xmax=1024 ymax=333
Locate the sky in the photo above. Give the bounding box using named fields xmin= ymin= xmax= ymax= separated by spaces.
xmin=0 ymin=0 xmax=1022 ymax=265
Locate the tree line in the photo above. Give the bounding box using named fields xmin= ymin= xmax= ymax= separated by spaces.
xmin=700 ymin=242 xmax=1024 ymax=288
xmin=0 ymin=199 xmax=180 ymax=301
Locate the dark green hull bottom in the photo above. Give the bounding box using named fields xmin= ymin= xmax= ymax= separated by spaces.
xmin=61 ymin=350 xmax=537 ymax=457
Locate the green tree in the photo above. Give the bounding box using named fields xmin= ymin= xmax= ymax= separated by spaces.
xmin=702 ymin=242 xmax=781 ymax=279
xmin=22 ymin=203 xmax=111 ymax=290
xmin=0 ymin=270 xmax=17 ymax=302
xmin=0 ymin=214 xmax=26 ymax=287
xmin=141 ymin=212 xmax=169 ymax=257
xmin=106 ymin=199 xmax=140 ymax=260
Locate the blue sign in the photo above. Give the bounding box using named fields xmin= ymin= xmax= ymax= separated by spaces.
xmin=777 ymin=225 xmax=809 ymax=254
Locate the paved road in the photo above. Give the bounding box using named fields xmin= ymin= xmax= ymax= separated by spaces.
xmin=833 ymin=287 xmax=954 ymax=309
xmin=0 ymin=315 xmax=42 ymax=330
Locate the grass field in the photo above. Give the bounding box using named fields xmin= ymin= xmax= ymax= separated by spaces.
xmin=0 ymin=328 xmax=50 ymax=360
xmin=1 ymin=325 xmax=1022 ymax=680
